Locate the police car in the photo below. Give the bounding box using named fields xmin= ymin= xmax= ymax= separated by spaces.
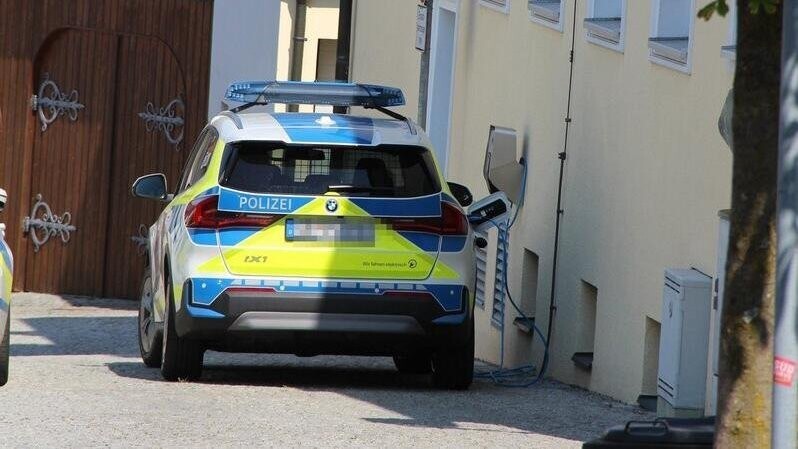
xmin=132 ymin=82 xmax=477 ymax=388
xmin=0 ymin=188 xmax=12 ymax=386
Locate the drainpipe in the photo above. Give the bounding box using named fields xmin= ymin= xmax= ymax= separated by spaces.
xmin=334 ymin=0 xmax=353 ymax=114
xmin=417 ymin=0 xmax=433 ymax=128
xmin=289 ymin=0 xmax=308 ymax=112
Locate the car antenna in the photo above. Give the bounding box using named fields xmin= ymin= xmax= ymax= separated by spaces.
xmin=356 ymin=83 xmax=416 ymax=135
xmin=229 ymin=82 xmax=275 ymax=113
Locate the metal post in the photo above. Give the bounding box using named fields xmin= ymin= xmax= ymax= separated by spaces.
xmin=774 ymin=1 xmax=798 ymax=447
xmin=417 ymin=0 xmax=433 ymax=128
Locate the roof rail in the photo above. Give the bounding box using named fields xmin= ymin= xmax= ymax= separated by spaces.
xmin=219 ymin=110 xmax=243 ymax=129
xmin=364 ymin=105 xmax=416 ymax=135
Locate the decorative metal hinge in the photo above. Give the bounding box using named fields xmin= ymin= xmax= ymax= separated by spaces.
xmin=22 ymin=194 xmax=77 ymax=252
xmin=138 ymin=97 xmax=185 ymax=147
xmin=31 ymin=74 xmax=84 ymax=132
xmin=131 ymin=224 xmax=150 ymax=256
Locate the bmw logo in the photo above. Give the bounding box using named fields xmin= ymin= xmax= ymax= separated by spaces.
xmin=325 ymin=198 xmax=338 ymax=213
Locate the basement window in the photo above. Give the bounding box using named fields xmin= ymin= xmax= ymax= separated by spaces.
xmin=513 ymin=249 xmax=539 ymax=335
xmin=528 ymin=0 xmax=564 ymax=32
xmin=520 ymin=249 xmax=539 ymax=316
xmin=721 ymin=1 xmax=737 ymax=59
xmin=572 ymin=280 xmax=598 ymax=371
xmin=481 ymin=0 xmax=510 ymax=14
xmin=641 ymin=316 xmax=661 ymax=397
xmin=584 ymin=0 xmax=625 ymax=51
xmin=648 ymin=0 xmax=695 ymax=73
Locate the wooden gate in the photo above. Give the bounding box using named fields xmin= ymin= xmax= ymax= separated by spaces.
xmin=102 ymin=36 xmax=188 ymax=299
xmin=0 ymin=0 xmax=213 ymax=299
xmin=25 ymin=30 xmax=118 ymax=295
xmin=25 ymin=30 xmax=192 ymax=298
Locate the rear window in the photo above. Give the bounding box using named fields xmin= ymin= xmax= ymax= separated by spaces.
xmin=219 ymin=142 xmax=441 ymax=198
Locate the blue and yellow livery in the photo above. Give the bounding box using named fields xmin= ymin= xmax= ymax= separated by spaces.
xmin=0 ymin=189 xmax=13 ymax=386
xmin=132 ymin=82 xmax=476 ymax=389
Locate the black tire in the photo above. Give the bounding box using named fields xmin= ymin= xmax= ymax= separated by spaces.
xmin=0 ymin=311 xmax=9 ymax=386
xmin=432 ymin=319 xmax=474 ymax=390
xmin=393 ymin=354 xmax=433 ymax=374
xmin=160 ymin=277 xmax=203 ymax=381
xmin=138 ymin=271 xmax=162 ymax=368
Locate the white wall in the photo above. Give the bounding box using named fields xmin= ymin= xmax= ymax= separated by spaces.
xmin=207 ymin=0 xmax=282 ymax=119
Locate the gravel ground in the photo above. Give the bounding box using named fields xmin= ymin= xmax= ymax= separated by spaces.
xmin=0 ymin=293 xmax=652 ymax=448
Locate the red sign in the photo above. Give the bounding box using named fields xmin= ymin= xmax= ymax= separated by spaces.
xmin=774 ymin=357 xmax=797 ymax=386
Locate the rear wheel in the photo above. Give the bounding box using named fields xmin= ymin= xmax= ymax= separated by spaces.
xmin=138 ymin=271 xmax=162 ymax=368
xmin=432 ymin=319 xmax=474 ymax=390
xmin=160 ymin=277 xmax=203 ymax=381
xmin=393 ymin=353 xmax=432 ymax=374
xmin=0 ymin=311 xmax=9 ymax=386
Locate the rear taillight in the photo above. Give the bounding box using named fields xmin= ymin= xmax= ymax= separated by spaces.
xmin=440 ymin=202 xmax=469 ymax=235
xmin=390 ymin=202 xmax=468 ymax=236
xmin=184 ymin=196 xmax=283 ymax=229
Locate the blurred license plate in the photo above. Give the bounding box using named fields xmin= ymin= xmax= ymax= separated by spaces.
xmin=285 ymin=219 xmax=375 ymax=242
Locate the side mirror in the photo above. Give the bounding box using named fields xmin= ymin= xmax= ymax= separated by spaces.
xmin=0 ymin=188 xmax=6 ymax=212
xmin=132 ymin=174 xmax=169 ymax=201
xmin=447 ymin=182 xmax=473 ymax=207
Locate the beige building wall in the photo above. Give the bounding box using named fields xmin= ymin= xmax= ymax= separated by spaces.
xmin=276 ymin=0 xmax=340 ymax=112
xmin=350 ymin=0 xmax=733 ymax=403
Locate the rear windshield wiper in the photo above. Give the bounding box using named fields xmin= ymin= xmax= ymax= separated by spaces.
xmin=326 ymin=185 xmax=396 ymax=194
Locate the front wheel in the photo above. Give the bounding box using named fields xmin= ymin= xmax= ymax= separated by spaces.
xmin=138 ymin=271 xmax=162 ymax=368
xmin=432 ymin=319 xmax=474 ymax=390
xmin=160 ymin=277 xmax=203 ymax=381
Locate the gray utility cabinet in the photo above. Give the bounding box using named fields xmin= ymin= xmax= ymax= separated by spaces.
xmin=658 ymin=268 xmax=712 ymax=414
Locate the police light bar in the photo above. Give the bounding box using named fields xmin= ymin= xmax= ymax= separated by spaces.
xmin=224 ymin=81 xmax=406 ymax=108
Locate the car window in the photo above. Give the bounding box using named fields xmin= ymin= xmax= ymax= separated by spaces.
xmin=219 ymin=142 xmax=441 ymax=198
xmin=186 ymin=130 xmax=218 ymax=188
xmin=177 ymin=129 xmax=210 ymax=193
xmin=178 ymin=128 xmax=218 ymax=193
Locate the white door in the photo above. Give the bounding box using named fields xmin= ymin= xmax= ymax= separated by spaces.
xmin=426 ymin=0 xmax=458 ymax=175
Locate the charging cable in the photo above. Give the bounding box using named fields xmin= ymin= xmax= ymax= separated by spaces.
xmin=474 ymin=162 xmax=550 ymax=387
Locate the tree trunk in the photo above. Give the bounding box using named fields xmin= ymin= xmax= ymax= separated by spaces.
xmin=715 ymin=2 xmax=782 ymax=447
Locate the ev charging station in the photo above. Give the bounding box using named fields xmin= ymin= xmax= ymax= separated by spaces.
xmin=467 ymin=126 xmax=523 ymax=232
xmin=467 ymin=125 xmax=550 ymax=385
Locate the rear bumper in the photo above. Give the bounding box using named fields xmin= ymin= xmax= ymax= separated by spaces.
xmin=175 ymin=281 xmax=472 ymax=355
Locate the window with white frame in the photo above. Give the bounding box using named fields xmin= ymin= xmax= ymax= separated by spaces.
xmin=481 ymin=0 xmax=510 ymax=14
xmin=721 ymin=1 xmax=737 ymax=59
xmin=649 ymin=0 xmax=694 ymax=70
xmin=529 ymin=0 xmax=564 ymax=31
xmin=584 ymin=0 xmax=625 ymax=50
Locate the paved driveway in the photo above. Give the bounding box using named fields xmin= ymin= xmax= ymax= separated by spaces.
xmin=0 ymin=293 xmax=652 ymax=448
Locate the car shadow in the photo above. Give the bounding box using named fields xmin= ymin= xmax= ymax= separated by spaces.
xmin=107 ymin=358 xmax=434 ymax=390
xmin=105 ymin=354 xmax=647 ymax=443
xmin=11 ymin=315 xmax=139 ymax=357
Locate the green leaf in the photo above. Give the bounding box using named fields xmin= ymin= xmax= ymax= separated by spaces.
xmin=698 ymin=0 xmax=730 ymax=21
xmin=749 ymin=0 xmax=781 ymax=15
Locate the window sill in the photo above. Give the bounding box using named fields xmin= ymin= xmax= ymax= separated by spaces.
xmin=721 ymin=44 xmax=736 ymax=60
xmin=584 ymin=17 xmax=623 ymax=52
xmin=513 ymin=316 xmax=536 ymax=334
xmin=479 ymin=0 xmax=510 ymax=14
xmin=529 ymin=2 xmax=563 ymax=32
xmin=572 ymin=352 xmax=594 ymax=371
xmin=648 ymin=37 xmax=691 ymax=74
